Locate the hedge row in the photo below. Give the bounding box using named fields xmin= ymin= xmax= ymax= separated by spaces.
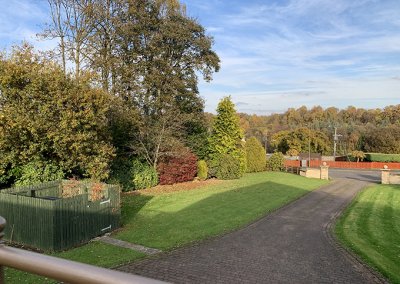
xmin=365 ymin=153 xmax=400 ymax=162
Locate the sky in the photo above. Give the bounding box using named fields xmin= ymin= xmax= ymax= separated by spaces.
xmin=1 ymin=0 xmax=399 ymax=114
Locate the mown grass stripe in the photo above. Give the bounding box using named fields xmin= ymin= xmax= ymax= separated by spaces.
xmin=366 ymin=188 xmax=387 ymax=247
xmin=366 ymin=188 xmax=399 ymax=269
xmin=335 ymin=185 xmax=400 ymax=284
xmin=353 ymin=187 xmax=379 ymax=247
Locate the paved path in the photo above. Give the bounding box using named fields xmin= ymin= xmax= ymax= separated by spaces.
xmin=98 ymin=236 xmax=161 ymax=255
xmin=118 ymin=178 xmax=386 ymax=283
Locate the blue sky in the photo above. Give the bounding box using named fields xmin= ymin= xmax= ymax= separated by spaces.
xmin=1 ymin=0 xmax=399 ymax=114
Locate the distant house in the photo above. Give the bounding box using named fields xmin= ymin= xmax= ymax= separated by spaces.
xmin=299 ymin=153 xmax=322 ymax=161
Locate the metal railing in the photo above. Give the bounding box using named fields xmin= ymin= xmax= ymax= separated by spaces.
xmin=0 ymin=216 xmax=164 ymax=284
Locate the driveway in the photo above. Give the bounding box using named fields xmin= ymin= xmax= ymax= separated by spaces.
xmin=329 ymin=168 xmax=400 ymax=183
xmin=118 ymin=176 xmax=386 ymax=283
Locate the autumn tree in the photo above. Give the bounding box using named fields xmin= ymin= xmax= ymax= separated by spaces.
xmin=221 ymin=105 xmax=400 ymax=156
xmin=362 ymin=126 xmax=400 ymax=154
xmin=41 ymin=0 xmax=95 ymax=78
xmin=0 ymin=44 xmax=114 ymax=184
xmin=42 ymin=0 xmax=220 ymax=168
xmin=271 ymin=127 xmax=331 ymax=155
xmin=351 ymin=150 xmax=366 ymax=162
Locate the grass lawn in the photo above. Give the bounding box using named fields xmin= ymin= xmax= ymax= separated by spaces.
xmin=5 ymin=172 xmax=327 ymax=283
xmin=115 ymin=172 xmax=327 ymax=249
xmin=335 ymin=184 xmax=400 ymax=283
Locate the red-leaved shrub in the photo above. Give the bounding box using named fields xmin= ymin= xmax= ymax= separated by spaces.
xmin=157 ymin=151 xmax=198 ymax=185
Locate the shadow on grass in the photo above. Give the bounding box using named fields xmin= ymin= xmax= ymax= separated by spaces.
xmin=116 ymin=177 xmax=320 ymax=250
xmin=120 ymin=193 xmax=154 ymax=226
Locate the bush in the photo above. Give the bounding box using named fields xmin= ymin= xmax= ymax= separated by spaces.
xmin=365 ymin=153 xmax=400 ymax=163
xmin=15 ymin=160 xmax=64 ymax=186
xmin=350 ymin=150 xmax=366 ymax=162
xmin=157 ymin=151 xmax=198 ymax=185
xmin=108 ymin=157 xmax=158 ymax=191
xmin=131 ymin=159 xmax=158 ymax=190
xmin=197 ymin=160 xmax=208 ymax=180
xmin=266 ymin=152 xmax=284 ymax=171
xmin=208 ymin=154 xmax=242 ymax=180
xmin=108 ymin=157 xmax=134 ymax=191
xmin=0 ymin=163 xmax=18 ymax=188
xmin=245 ymin=137 xmax=266 ymax=172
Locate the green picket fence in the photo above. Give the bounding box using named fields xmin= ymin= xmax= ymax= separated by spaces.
xmin=0 ymin=180 xmax=120 ymax=251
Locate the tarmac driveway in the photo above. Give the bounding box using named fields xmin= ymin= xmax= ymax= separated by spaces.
xmin=118 ymin=175 xmax=386 ymax=283
xmin=329 ymin=168 xmax=400 ymax=183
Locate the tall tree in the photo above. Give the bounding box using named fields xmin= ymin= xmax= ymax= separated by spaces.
xmin=109 ymin=0 xmax=219 ymax=167
xmin=208 ymin=96 xmax=246 ymax=173
xmin=41 ymin=0 xmax=220 ymax=167
xmin=271 ymin=127 xmax=331 ymax=155
xmin=41 ymin=0 xmax=95 ymax=78
xmin=363 ymin=126 xmax=400 ymax=154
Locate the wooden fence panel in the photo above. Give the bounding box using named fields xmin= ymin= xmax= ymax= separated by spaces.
xmin=0 ymin=182 xmax=121 ymax=251
xmin=0 ymin=194 xmax=55 ymax=250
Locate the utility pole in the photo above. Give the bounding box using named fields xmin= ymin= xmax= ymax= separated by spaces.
xmin=308 ymin=127 xmax=311 ymax=166
xmin=333 ymin=127 xmax=342 ymax=159
xmin=264 ymin=134 xmax=267 ymax=154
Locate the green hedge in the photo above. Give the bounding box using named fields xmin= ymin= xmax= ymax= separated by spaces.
xmin=131 ymin=159 xmax=158 ymax=190
xmin=365 ymin=153 xmax=400 ymax=163
xmin=266 ymin=152 xmax=285 ymax=171
xmin=208 ymin=154 xmax=243 ymax=180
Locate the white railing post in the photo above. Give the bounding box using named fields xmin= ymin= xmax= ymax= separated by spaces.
xmin=0 ymin=215 xmax=164 ymax=284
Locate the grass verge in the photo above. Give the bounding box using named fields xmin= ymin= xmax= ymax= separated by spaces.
xmin=335 ymin=184 xmax=400 ymax=283
xmin=6 ymin=172 xmax=327 ymax=283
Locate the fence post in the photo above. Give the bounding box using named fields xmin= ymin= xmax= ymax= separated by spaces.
xmin=320 ymin=162 xmax=329 ymax=180
xmin=381 ymin=165 xmax=390 ymax=184
xmin=0 ymin=216 xmax=6 ymax=284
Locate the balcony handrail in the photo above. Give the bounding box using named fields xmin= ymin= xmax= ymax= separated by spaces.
xmin=0 ymin=216 xmax=164 ymax=284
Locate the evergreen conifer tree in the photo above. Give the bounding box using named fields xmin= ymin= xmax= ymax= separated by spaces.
xmin=245 ymin=137 xmax=266 ymax=172
xmin=208 ymin=97 xmax=246 ymax=177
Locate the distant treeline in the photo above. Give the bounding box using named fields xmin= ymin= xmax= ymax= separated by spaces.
xmin=233 ymin=105 xmax=400 ymax=155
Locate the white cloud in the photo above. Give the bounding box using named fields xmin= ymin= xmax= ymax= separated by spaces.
xmin=196 ymin=0 xmax=400 ymax=113
xmin=1 ymin=0 xmax=398 ymax=115
xmin=0 ymin=0 xmax=51 ymax=50
xmin=202 ymin=77 xmax=400 ymax=114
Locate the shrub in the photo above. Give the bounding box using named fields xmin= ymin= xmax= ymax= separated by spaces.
xmin=350 ymin=150 xmax=366 ymax=162
xmin=108 ymin=157 xmax=158 ymax=191
xmin=131 ymin=159 xmax=158 ymax=190
xmin=15 ymin=160 xmax=64 ymax=186
xmin=208 ymin=154 xmax=242 ymax=180
xmin=108 ymin=157 xmax=134 ymax=191
xmin=207 ymin=158 xmax=219 ymax=179
xmin=245 ymin=137 xmax=266 ymax=172
xmin=157 ymin=151 xmax=198 ymax=185
xmin=197 ymin=160 xmax=208 ymax=180
xmin=266 ymin=152 xmax=284 ymax=171
xmin=0 ymin=163 xmax=18 ymax=188
xmin=365 ymin=153 xmax=400 ymax=163
xmin=0 ymin=45 xmax=115 ymax=183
